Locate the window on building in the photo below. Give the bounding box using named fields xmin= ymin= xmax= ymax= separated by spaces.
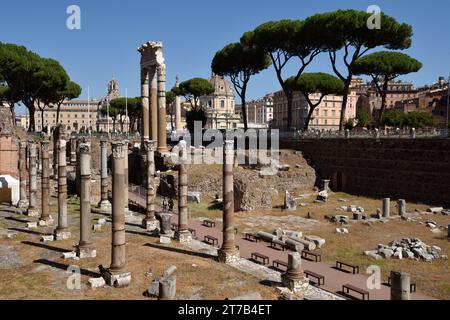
xmin=221 ymin=100 xmax=225 ymax=108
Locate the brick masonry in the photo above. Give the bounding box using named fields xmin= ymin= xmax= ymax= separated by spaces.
xmin=280 ymin=139 xmax=450 ymax=207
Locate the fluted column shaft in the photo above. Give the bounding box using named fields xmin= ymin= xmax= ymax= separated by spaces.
xmin=157 ymin=65 xmax=168 ymax=152
xmin=27 ymin=142 xmax=38 ymax=215
xmin=57 ymin=139 xmax=68 ymax=230
xmin=111 ymin=142 xmax=126 ymax=273
xmin=221 ymin=140 xmax=236 ymax=252
xmin=40 ymin=139 xmax=50 ymax=221
xmin=178 ymin=141 xmax=188 ymax=232
xmin=150 ymin=70 xmax=158 ymax=143
xmin=18 ymin=141 xmax=28 ymax=207
xmin=78 ymin=143 xmax=93 ymax=249
xmin=145 ymin=140 xmax=157 ymax=221
xmin=141 ymin=69 xmax=150 ymax=144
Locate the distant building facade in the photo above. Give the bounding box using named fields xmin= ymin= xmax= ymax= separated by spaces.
xmin=272 ymin=81 xmax=359 ymax=131
xmin=246 ymin=94 xmax=274 ymax=128
xmin=200 ymin=75 xmax=241 ymax=130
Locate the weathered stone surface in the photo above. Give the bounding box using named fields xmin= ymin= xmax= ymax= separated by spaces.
xmin=187 ymin=192 xmax=202 ymax=204
xmin=227 ymin=292 xmax=262 ymax=300
xmin=284 ymin=191 xmax=297 ymax=210
xmin=304 ymin=235 xmax=326 ymax=248
xmin=159 ymin=236 xmax=172 ymax=244
xmin=62 ymin=251 xmax=77 ymax=259
xmin=427 ymin=207 xmax=444 ymax=214
xmin=89 ymin=277 xmax=106 ymax=289
xmin=40 ymin=235 xmax=54 ymax=242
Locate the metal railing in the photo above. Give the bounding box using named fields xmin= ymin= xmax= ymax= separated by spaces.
xmin=280 ymin=128 xmax=450 ymax=140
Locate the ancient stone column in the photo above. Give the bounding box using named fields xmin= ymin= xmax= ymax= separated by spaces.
xmin=159 ymin=266 xmax=177 ymax=300
xmin=141 ymin=69 xmax=150 ymax=144
xmin=345 ymin=129 xmax=350 ymax=139
xmin=98 ymin=138 xmax=111 ymax=211
xmin=175 ymin=140 xmax=191 ymax=242
xmin=150 ymin=71 xmax=158 ymax=142
xmin=40 ymin=138 xmax=52 ymax=224
xmin=55 ymin=139 xmax=71 ymax=240
xmin=102 ymin=141 xmax=131 ymax=287
xmin=142 ymin=140 xmax=159 ymax=230
xmin=397 ymin=199 xmax=406 ymax=216
xmin=123 ymin=140 xmax=129 ymax=213
xmin=218 ymin=140 xmax=240 ymax=264
xmin=157 ymin=64 xmax=168 ymax=153
xmin=390 ymin=271 xmax=411 ymax=300
xmin=70 ymin=138 xmax=77 ymax=165
xmin=175 ymin=76 xmax=182 ymax=130
xmin=18 ymin=141 xmax=28 ymax=209
xmin=382 ymin=198 xmax=390 ymax=218
xmin=448 ymin=224 xmax=450 ymax=238
xmin=27 ymin=141 xmax=39 ymax=217
xmin=281 ymin=252 xmax=309 ymax=294
xmin=76 ymin=143 xmax=96 ymax=258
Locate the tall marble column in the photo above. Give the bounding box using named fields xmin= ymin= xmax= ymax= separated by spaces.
xmin=102 ymin=141 xmax=131 ymax=287
xmin=123 ymin=140 xmax=129 ymax=214
xmin=142 ymin=140 xmax=159 ymax=230
xmin=175 ymin=140 xmax=191 ymax=242
xmin=98 ymin=138 xmax=111 ymax=211
xmin=141 ymin=69 xmax=150 ymax=144
xmin=150 ymin=70 xmax=158 ymax=143
xmin=55 ymin=139 xmax=71 ymax=240
xmin=18 ymin=141 xmax=28 ymax=209
xmin=40 ymin=138 xmax=52 ymax=224
xmin=27 ymin=141 xmax=39 ymax=217
xmin=175 ymin=76 xmax=182 ymax=130
xmin=157 ymin=64 xmax=168 ymax=153
xmin=383 ymin=198 xmax=390 ymax=218
xmin=76 ymin=143 xmax=96 ymax=258
xmin=281 ymin=252 xmax=309 ymax=294
xmin=218 ymin=140 xmax=240 ymax=264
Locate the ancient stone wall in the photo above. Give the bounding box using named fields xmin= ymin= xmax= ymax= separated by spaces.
xmin=280 ymin=138 xmax=450 ymax=207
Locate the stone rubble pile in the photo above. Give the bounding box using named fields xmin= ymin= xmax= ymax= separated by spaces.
xmin=259 ymin=229 xmax=326 ymax=252
xmin=365 ymin=238 xmax=447 ymax=262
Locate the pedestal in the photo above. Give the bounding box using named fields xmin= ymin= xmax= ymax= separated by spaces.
xmin=218 ymin=249 xmax=240 ymax=265
xmin=18 ymin=200 xmax=29 ymax=209
xmin=142 ymin=218 xmax=160 ymax=231
xmin=102 ymin=270 xmax=132 ymax=288
xmin=175 ymin=230 xmax=193 ymax=243
xmin=54 ymin=230 xmax=72 ymax=241
xmin=27 ymin=208 xmax=40 ymax=217
xmin=98 ymin=200 xmax=112 ymax=211
xmin=281 ymin=274 xmax=310 ymax=294
xmin=76 ymin=246 xmax=97 ymax=259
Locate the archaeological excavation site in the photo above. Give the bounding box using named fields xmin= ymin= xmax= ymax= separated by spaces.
xmin=1 ymin=2 xmax=449 ymax=314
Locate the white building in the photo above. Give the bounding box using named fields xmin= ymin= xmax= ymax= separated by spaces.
xmin=246 ymin=94 xmax=274 ymax=128
xmin=200 ymin=75 xmax=241 ymax=130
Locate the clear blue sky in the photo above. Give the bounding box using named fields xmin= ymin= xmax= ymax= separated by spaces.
xmin=2 ymin=0 xmax=450 ymax=115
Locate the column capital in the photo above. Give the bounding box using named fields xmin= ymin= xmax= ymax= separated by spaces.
xmin=78 ymin=143 xmax=91 ymax=155
xmin=100 ymin=138 xmax=109 ymax=147
xmin=19 ymin=141 xmax=27 ymax=149
xmin=144 ymin=140 xmax=157 ymax=152
xmin=112 ymin=141 xmax=125 ymax=159
xmin=41 ymin=139 xmax=50 ymax=152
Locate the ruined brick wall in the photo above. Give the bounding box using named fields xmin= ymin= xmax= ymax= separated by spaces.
xmin=0 ymin=135 xmax=19 ymax=178
xmin=280 ymin=138 xmax=450 ymax=207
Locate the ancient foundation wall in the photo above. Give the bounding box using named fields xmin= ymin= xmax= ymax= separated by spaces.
xmin=0 ymin=135 xmax=19 ymax=178
xmin=280 ymin=138 xmax=450 ymax=207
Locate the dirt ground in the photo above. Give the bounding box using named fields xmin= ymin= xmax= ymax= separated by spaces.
xmin=188 ymin=188 xmax=450 ymax=300
xmin=0 ymin=197 xmax=278 ymax=300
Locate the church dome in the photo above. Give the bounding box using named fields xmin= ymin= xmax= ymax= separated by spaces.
xmin=209 ymin=74 xmax=235 ymax=98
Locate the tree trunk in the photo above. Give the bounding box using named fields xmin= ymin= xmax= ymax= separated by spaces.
xmin=339 ymin=78 xmax=352 ymax=131
xmin=242 ymin=97 xmax=248 ymax=131
xmin=56 ymin=103 xmax=62 ymax=125
xmin=304 ymin=105 xmax=316 ymax=131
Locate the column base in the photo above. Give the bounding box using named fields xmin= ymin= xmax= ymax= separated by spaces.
xmin=281 ymin=274 xmax=310 ymax=294
xmin=218 ymin=249 xmax=241 ymax=264
xmin=54 ymin=229 xmax=72 ymax=241
xmin=102 ymin=270 xmax=132 ymax=288
xmin=38 ymin=218 xmax=54 ymax=227
xmin=76 ymin=246 xmax=97 ymax=259
xmin=142 ymin=218 xmax=160 ymax=231
xmin=17 ymin=200 xmax=29 ymax=209
xmin=175 ymin=230 xmax=193 ymax=243
xmin=26 ymin=208 xmax=40 ymax=217
xmin=98 ymin=200 xmax=112 ymax=211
